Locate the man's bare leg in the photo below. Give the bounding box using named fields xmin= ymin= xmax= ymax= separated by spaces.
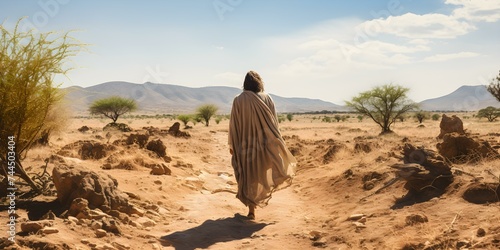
xmin=247 ymin=205 xmax=255 ymax=220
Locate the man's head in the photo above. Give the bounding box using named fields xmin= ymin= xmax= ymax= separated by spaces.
xmin=243 ymin=70 xmax=264 ymax=93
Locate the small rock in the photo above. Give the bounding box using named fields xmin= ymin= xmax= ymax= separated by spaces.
xmin=20 ymin=220 xmax=53 ymax=233
xmin=348 ymin=214 xmax=365 ymax=221
xmin=90 ymin=220 xmax=103 ymax=230
xmin=40 ymin=227 xmax=59 ymax=234
xmin=102 ymin=163 xmax=112 ymax=170
xmin=358 ymin=217 xmax=367 ymax=223
xmin=154 ymin=180 xmax=162 ymax=185
xmin=477 ymin=228 xmax=486 ymax=237
xmin=89 ymin=209 xmax=110 ymax=219
xmin=352 ymin=222 xmax=366 ymax=228
xmin=135 ymin=217 xmax=157 ymax=228
xmin=67 ymin=216 xmax=79 ymax=224
xmin=102 ymin=218 xmax=122 ymax=235
xmin=309 ymin=230 xmax=322 ymax=241
xmin=129 ymin=206 xmax=145 ymax=216
xmin=95 ymin=243 xmax=116 ymax=250
xmin=81 ymin=239 xmax=91 ymax=244
xmin=405 ymin=214 xmax=428 ymax=226
xmin=112 ymin=241 xmax=131 ymax=250
xmin=95 ymin=229 xmax=107 ymax=238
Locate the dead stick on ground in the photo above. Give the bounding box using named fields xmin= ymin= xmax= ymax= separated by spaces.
xmin=447 ymin=211 xmax=461 ymax=233
xmin=359 ymin=177 xmax=401 ymax=201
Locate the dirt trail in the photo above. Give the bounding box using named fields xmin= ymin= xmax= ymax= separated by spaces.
xmin=157 ymin=130 xmax=321 ymax=249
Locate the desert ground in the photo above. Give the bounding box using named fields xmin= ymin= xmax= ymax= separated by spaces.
xmin=1 ymin=113 xmax=500 ymax=250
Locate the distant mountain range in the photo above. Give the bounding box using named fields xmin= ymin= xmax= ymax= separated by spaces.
xmin=63 ymin=82 xmax=499 ymax=115
xmin=63 ymin=81 xmax=346 ymax=114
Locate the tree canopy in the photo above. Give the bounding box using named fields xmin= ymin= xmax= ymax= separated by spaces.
xmin=487 ymin=70 xmax=500 ymax=102
xmin=89 ymin=96 xmax=137 ymax=123
xmin=0 ymin=20 xmax=81 ymax=191
xmin=196 ymin=104 xmax=218 ymax=126
xmin=345 ymin=84 xmax=418 ymax=134
xmin=477 ymin=106 xmax=500 ymax=122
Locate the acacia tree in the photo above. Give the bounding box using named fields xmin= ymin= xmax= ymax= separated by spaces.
xmin=345 ymin=84 xmax=418 ymax=134
xmin=0 ymin=21 xmax=81 ymax=191
xmin=196 ymin=104 xmax=218 ymax=127
xmin=415 ymin=110 xmax=429 ymax=124
xmin=89 ymin=96 xmax=137 ymax=123
xmin=487 ymin=70 xmax=500 ymax=102
xmin=477 ymin=106 xmax=500 ymax=122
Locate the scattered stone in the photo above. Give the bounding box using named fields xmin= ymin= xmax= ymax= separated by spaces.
xmin=57 ymin=140 xmax=116 ymax=160
xmin=90 ymin=220 xmax=103 ymax=230
xmin=477 ymin=228 xmax=486 ymax=237
xmin=95 ymin=229 xmax=107 ymax=238
xmin=102 ymin=218 xmax=122 ymax=235
xmin=168 ymin=122 xmax=191 ymax=137
xmin=352 ymin=222 xmax=366 ymax=228
xmin=438 ymin=114 xmax=465 ymax=139
xmin=463 ymin=182 xmax=500 ymax=204
xmin=67 ymin=216 xmax=79 ymax=225
xmin=68 ymin=198 xmax=90 ymax=218
xmin=20 ymin=220 xmax=53 ymax=233
xmin=52 ymin=165 xmax=129 ymax=211
xmin=101 ymin=163 xmax=112 ymax=170
xmin=348 ymin=214 xmax=365 ymax=221
xmin=112 ymin=241 xmax=131 ymax=250
xmin=126 ymin=133 xmax=149 ymax=148
xmin=405 ymin=214 xmax=428 ymax=225
xmin=40 ymin=227 xmax=59 ymax=234
xmin=135 ymin=217 xmax=157 ymax=228
xmin=78 ymin=126 xmax=91 ymax=133
xmin=146 ymin=139 xmax=167 ymax=157
xmin=149 ymin=163 xmax=172 ymax=175
xmin=309 ymin=230 xmax=322 ymax=241
xmin=94 ymin=243 xmax=116 ymax=250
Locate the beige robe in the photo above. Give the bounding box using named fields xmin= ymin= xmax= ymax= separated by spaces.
xmin=228 ymin=90 xmax=296 ymax=207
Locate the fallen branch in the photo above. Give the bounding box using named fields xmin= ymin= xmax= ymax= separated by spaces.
xmin=359 ymin=177 xmax=401 ymax=201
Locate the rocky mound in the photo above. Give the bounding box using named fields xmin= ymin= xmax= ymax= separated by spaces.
xmin=437 ymin=133 xmax=500 ymax=163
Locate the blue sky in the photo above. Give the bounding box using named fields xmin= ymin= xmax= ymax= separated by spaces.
xmin=1 ymin=0 xmax=500 ymax=104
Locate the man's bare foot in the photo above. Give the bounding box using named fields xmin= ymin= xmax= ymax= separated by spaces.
xmin=247 ymin=205 xmax=255 ymax=220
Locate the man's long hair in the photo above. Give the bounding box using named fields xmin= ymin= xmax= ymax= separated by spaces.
xmin=243 ymin=70 xmax=264 ymax=93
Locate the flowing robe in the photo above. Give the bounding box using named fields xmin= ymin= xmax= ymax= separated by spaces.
xmin=228 ymin=90 xmax=296 ymax=207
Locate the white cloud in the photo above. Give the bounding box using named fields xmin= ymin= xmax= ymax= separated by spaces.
xmin=447 ymin=0 xmax=500 ymax=22
xmin=423 ymin=52 xmax=480 ymax=62
xmin=357 ymin=13 xmax=475 ymax=39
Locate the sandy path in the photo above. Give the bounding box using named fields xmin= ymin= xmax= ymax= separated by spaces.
xmin=157 ymin=130 xmax=319 ymax=250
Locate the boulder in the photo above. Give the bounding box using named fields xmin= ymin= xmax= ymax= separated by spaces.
xmin=148 ymin=163 xmax=172 ymax=175
xmin=146 ymin=139 xmax=167 ymax=157
xmin=52 ymin=165 xmax=129 ymax=212
xmin=125 ymin=133 xmax=149 ymax=148
xmin=20 ymin=220 xmax=53 ymax=233
xmin=437 ymin=114 xmax=465 ymax=139
xmin=462 ymin=182 xmax=500 ymax=204
xmin=57 ymin=140 xmax=115 ymax=160
xmin=437 ymin=133 xmax=499 ymax=163
xmin=168 ymin=122 xmax=190 ymax=137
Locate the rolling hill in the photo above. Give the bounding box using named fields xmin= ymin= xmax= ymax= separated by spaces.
xmin=63 ymin=81 xmax=346 ymax=114
xmin=418 ymin=85 xmax=499 ymax=111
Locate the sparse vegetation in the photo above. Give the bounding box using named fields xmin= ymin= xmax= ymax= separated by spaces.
xmin=286 ymin=113 xmax=294 ymax=122
xmin=477 ymin=106 xmax=500 ymax=122
xmin=89 ymin=96 xmax=137 ymax=123
xmin=487 ymin=70 xmax=500 ymax=102
xmin=0 ymin=20 xmax=81 ymax=191
xmin=415 ymin=110 xmax=430 ymax=123
xmin=196 ymin=104 xmax=218 ymax=126
xmin=345 ymin=84 xmax=418 ymax=134
xmin=177 ymin=114 xmax=192 ymax=127
xmin=432 ymin=114 xmax=441 ymax=121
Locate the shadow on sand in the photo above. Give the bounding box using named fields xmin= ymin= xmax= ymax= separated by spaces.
xmin=159 ymin=213 xmax=269 ymax=250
